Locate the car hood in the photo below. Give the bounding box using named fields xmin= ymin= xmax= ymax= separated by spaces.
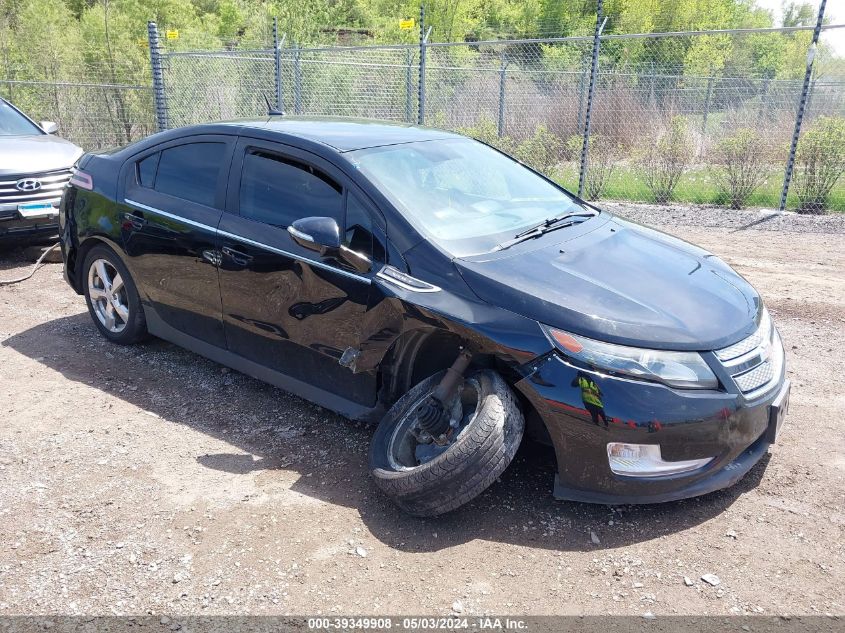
xmin=0 ymin=134 xmax=83 ymax=176
xmin=455 ymin=216 xmax=761 ymax=351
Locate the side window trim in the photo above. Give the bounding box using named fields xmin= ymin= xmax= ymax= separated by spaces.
xmin=217 ymin=227 xmax=372 ymax=285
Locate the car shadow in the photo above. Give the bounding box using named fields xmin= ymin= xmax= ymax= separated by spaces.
xmin=3 ymin=312 xmax=770 ymax=553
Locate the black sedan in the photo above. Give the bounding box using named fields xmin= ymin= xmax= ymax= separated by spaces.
xmin=59 ymin=117 xmax=789 ymax=516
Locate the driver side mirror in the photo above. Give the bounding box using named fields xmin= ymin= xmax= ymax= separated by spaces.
xmin=41 ymin=121 xmax=59 ymax=134
xmin=288 ymin=216 xmax=371 ymax=274
xmin=288 ymin=216 xmax=341 ymax=255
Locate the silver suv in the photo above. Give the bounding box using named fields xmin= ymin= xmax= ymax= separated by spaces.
xmin=0 ymin=98 xmax=83 ymax=244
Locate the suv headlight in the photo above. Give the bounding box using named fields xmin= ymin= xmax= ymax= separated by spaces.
xmin=543 ymin=327 xmax=718 ymax=389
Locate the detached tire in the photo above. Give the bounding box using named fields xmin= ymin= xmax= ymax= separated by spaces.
xmin=369 ymin=370 xmax=524 ymax=517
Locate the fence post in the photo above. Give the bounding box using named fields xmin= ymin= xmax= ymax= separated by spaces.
xmin=417 ymin=4 xmax=426 ymax=125
xmin=405 ymin=48 xmax=414 ymax=123
xmin=293 ymin=46 xmax=302 ymax=115
xmin=578 ymin=0 xmax=606 ymax=199
xmin=497 ymin=51 xmax=507 ymax=137
xmin=272 ymin=17 xmax=284 ymax=113
xmin=147 ymin=21 xmax=168 ymax=132
xmin=805 ymin=77 xmax=817 ymax=121
xmin=779 ymin=0 xmax=826 ymax=212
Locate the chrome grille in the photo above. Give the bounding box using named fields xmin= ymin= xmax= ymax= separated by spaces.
xmin=714 ymin=327 xmax=766 ymax=361
xmin=733 ymin=359 xmax=775 ymax=392
xmin=715 ymin=310 xmax=783 ymax=397
xmin=0 ymin=168 xmax=73 ymax=207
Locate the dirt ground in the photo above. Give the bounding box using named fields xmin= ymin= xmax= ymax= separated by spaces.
xmin=0 ymin=214 xmax=843 ymax=617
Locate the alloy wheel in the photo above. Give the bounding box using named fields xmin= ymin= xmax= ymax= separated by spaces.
xmin=87 ymin=258 xmax=129 ymax=333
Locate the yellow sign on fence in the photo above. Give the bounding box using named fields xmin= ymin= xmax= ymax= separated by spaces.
xmin=399 ymin=18 xmax=415 ymax=30
xmin=165 ymin=29 xmax=179 ymax=40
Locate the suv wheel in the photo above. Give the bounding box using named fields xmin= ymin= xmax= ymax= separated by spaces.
xmin=369 ymin=369 xmax=524 ymax=517
xmin=82 ymin=244 xmax=147 ymax=344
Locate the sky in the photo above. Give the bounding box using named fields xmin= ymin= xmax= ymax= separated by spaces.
xmin=754 ymin=0 xmax=845 ymax=55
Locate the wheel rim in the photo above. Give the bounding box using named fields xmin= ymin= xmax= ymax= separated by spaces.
xmin=387 ymin=378 xmax=481 ymax=471
xmin=87 ymin=258 xmax=129 ymax=334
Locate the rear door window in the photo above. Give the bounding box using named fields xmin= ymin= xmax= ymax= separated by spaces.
xmin=154 ymin=142 xmax=226 ymax=207
xmin=238 ymin=149 xmax=343 ymax=227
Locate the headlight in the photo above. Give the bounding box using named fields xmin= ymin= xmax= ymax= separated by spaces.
xmin=544 ymin=327 xmax=718 ymax=389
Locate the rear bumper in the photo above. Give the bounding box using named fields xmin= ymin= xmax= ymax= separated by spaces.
xmin=516 ymin=352 xmax=787 ymax=504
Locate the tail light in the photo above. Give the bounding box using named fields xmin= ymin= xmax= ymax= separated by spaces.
xmin=69 ymin=170 xmax=93 ymax=190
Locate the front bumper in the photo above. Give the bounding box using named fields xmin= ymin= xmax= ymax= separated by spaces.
xmin=516 ymin=351 xmax=787 ymax=504
xmin=0 ymin=201 xmax=60 ymax=243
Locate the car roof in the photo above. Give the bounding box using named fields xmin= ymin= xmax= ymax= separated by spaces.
xmin=214 ymin=115 xmax=463 ymax=152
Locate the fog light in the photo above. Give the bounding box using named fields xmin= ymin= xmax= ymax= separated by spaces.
xmin=607 ymin=443 xmax=713 ymax=478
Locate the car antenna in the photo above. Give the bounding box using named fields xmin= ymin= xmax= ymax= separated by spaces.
xmin=264 ymin=93 xmax=284 ymax=117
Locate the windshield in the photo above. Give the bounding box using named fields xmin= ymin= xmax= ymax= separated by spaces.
xmin=0 ymin=100 xmax=43 ymax=136
xmin=349 ymin=138 xmax=588 ymax=256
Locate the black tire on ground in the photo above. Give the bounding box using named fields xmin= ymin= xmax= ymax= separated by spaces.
xmin=82 ymin=244 xmax=147 ymax=345
xmin=369 ymin=369 xmax=525 ymax=517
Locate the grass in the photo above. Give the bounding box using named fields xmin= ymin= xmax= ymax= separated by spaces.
xmin=550 ymin=162 xmax=845 ymax=213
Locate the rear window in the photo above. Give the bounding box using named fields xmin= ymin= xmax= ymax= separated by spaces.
xmin=154 ymin=142 xmax=226 ymax=207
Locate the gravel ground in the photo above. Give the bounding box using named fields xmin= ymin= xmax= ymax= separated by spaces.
xmin=0 ymin=204 xmax=843 ymax=617
xmin=603 ymin=202 xmax=845 ymax=234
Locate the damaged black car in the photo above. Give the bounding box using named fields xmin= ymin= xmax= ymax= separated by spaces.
xmin=59 ymin=117 xmax=789 ymax=516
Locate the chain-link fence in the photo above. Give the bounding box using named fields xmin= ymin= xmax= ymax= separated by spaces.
xmin=150 ymin=16 xmax=845 ymax=214
xmin=0 ymin=79 xmax=155 ymax=151
xmin=3 ymin=11 xmax=841 ymax=214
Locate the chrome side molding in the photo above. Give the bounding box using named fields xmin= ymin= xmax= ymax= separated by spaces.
xmin=375 ymin=265 xmax=441 ymax=293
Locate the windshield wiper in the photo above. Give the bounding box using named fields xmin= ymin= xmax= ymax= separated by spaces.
xmin=493 ymin=211 xmax=597 ymax=252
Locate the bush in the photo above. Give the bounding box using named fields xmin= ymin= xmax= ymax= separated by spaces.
xmin=514 ymin=125 xmax=563 ymax=174
xmin=639 ymin=116 xmax=693 ymax=204
xmin=793 ymin=116 xmax=845 ymax=214
xmin=566 ymin=134 xmax=620 ymax=201
xmin=715 ymin=128 xmax=768 ymax=209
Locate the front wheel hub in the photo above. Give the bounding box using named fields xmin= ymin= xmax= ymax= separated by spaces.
xmin=414 ymin=398 xmax=451 ymax=438
xmin=388 ymin=379 xmax=479 ymax=471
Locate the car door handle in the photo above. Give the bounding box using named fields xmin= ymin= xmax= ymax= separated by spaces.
xmin=122 ymin=212 xmax=146 ymax=229
xmin=222 ymin=245 xmax=253 ymax=266
xmin=201 ymin=249 xmax=222 ymax=266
